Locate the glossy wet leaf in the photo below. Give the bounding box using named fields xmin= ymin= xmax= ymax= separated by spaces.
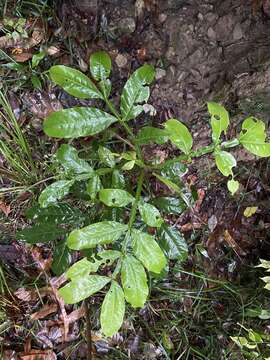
xmin=157 ymin=224 xmax=188 ymax=261
xmin=67 ymin=221 xmax=128 ymax=250
xmin=17 ymin=223 xmax=66 ymax=244
xmin=98 ymin=146 xmax=116 ymax=168
xmin=138 ymin=202 xmax=163 ymax=227
xmin=51 ymin=240 xmax=72 ymax=276
xmin=207 ymin=102 xmax=229 ymax=143
xmin=120 ymin=64 xmax=155 ymax=121
xmin=227 ymin=179 xmax=239 ymax=195
xmin=136 ymin=126 xmax=169 ymax=145
xmin=161 ymin=162 xmax=188 ymax=183
xmin=66 ymin=258 xmax=99 ymax=280
xmin=99 ymin=189 xmax=134 ymax=207
xmin=165 ymin=119 xmax=193 ymax=154
xmin=49 ymin=65 xmax=102 ymax=99
xmin=239 ymin=117 xmax=270 ymax=157
xmin=87 ymin=174 xmax=102 ymax=200
xmin=90 ymin=51 xmax=111 ymax=81
xmin=44 ymin=107 xmax=117 ymax=139
xmin=56 ymin=144 xmax=94 ymax=175
xmin=100 ymin=281 xmax=125 ymax=337
xmin=215 ymin=150 xmax=236 ymax=177
xmin=112 ymin=170 xmax=125 ymax=189
xmin=59 ymin=275 xmax=110 ymax=304
xmin=132 ymin=230 xmax=166 ymax=273
xmin=121 ymin=255 xmax=148 ymax=308
xmin=152 ymin=196 xmax=187 ymax=215
xmin=38 ymin=180 xmax=74 ymax=208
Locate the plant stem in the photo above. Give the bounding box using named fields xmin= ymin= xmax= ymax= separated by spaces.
xmin=85 ymin=299 xmax=93 ymax=360
xmin=128 ymin=169 xmax=144 ymax=230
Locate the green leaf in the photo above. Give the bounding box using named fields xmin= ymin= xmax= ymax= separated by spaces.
xmin=120 ymin=64 xmax=155 ymax=121
xmin=59 ymin=275 xmax=110 ymax=304
xmin=44 ymin=107 xmax=118 ymax=139
xmin=90 ymin=51 xmax=111 ymax=81
xmin=161 ymin=162 xmax=188 ymax=183
xmin=239 ymin=117 xmax=270 ymax=157
xmin=49 ymin=65 xmax=102 ymax=99
xmin=56 ymin=144 xmax=94 ymax=175
xmin=151 ymin=196 xmax=187 ymax=215
xmin=98 ymin=146 xmax=116 ymax=168
xmin=17 ymin=223 xmax=66 ymax=244
xmin=138 ymin=202 xmax=163 ymax=227
xmin=86 ymin=174 xmax=102 ymax=200
xmin=157 ymin=224 xmax=188 ymax=261
xmin=227 ymin=179 xmax=239 ymax=195
xmin=100 ymin=281 xmax=125 ymax=337
xmin=38 ymin=180 xmax=74 ymax=208
xmin=66 ymin=258 xmax=99 ymax=280
xmin=51 ymin=240 xmax=72 ymax=276
xmin=207 ymin=102 xmax=229 ymax=143
xmin=112 ymin=170 xmax=125 ymax=189
xmin=215 ymin=150 xmax=236 ymax=177
xmin=165 ymin=119 xmax=193 ymax=154
xmin=132 ymin=230 xmax=166 ymax=273
xmin=136 ymin=126 xmax=169 ymax=145
xmin=98 ymin=250 xmax=122 ymax=263
xmin=67 ymin=221 xmax=128 ymax=250
xmin=121 ymin=255 xmax=148 ymax=308
xmin=99 ymin=189 xmax=134 ymax=207
xmin=32 ymin=50 xmax=46 ymax=68
xmin=122 ymin=160 xmax=135 ymax=171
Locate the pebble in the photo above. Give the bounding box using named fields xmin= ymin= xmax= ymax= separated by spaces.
xmin=115 ymin=53 xmax=128 ymax=68
xmin=159 ymin=13 xmax=167 ymax=23
xmin=207 ymin=27 xmax=216 ymax=40
xmin=118 ymin=17 xmax=136 ymax=34
xmin=155 ymin=68 xmax=166 ymax=80
xmin=233 ymin=23 xmax=243 ymax=40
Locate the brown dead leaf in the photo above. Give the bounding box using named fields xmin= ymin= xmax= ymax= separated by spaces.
xmin=0 ymin=200 xmax=11 ymax=216
xmin=223 ymin=229 xmax=246 ymax=257
xmin=12 ymin=51 xmax=33 ymax=62
xmin=23 ymin=91 xmax=63 ymax=119
xmin=18 ymin=349 xmax=57 ymax=360
xmin=31 ymin=304 xmax=58 ymax=320
xmin=31 ymin=246 xmax=52 ymax=272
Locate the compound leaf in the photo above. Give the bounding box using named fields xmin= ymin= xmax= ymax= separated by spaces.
xmin=99 ymin=189 xmax=134 ymax=207
xmin=165 ymin=119 xmax=192 ymax=154
xmin=138 ymin=202 xmax=163 ymax=228
xmin=56 ymin=144 xmax=94 ymax=175
xmin=100 ymin=281 xmax=125 ymax=337
xmin=50 ymin=65 xmax=102 ymax=99
xmin=67 ymin=221 xmax=128 ymax=250
xmin=44 ymin=107 xmax=117 ymax=139
xmin=136 ymin=126 xmax=169 ymax=145
xmin=17 ymin=223 xmax=66 ymax=244
xmin=121 ymin=255 xmax=148 ymax=308
xmin=132 ymin=229 xmax=166 ymax=273
xmin=157 ymin=224 xmax=188 ymax=261
xmin=59 ymin=275 xmax=110 ymax=304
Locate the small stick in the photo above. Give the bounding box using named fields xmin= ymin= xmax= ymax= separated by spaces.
xmin=85 ymin=299 xmax=93 ymax=360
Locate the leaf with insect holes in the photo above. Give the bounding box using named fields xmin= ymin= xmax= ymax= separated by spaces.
xmin=99 ymin=189 xmax=134 ymax=207
xmin=138 ymin=201 xmax=163 ymax=227
xmin=44 ymin=107 xmax=117 ymax=139
xmin=87 ymin=174 xmax=102 ymax=200
xmin=59 ymin=275 xmax=110 ymax=304
xmin=38 ymin=180 xmax=74 ymax=208
xmin=136 ymin=126 xmax=169 ymax=145
xmin=207 ymin=102 xmax=229 ymax=143
xmin=215 ymin=150 xmax=236 ymax=177
xmin=165 ymin=119 xmax=193 ymax=154
xmin=120 ymin=64 xmax=155 ymax=121
xmin=56 ymin=144 xmax=94 ymax=175
xmin=227 ymin=179 xmax=239 ymax=195
xmin=101 ymin=281 xmax=125 ymax=337
xmin=50 ymin=65 xmax=102 ymax=99
xmin=157 ymin=224 xmax=188 ymax=261
xmin=67 ymin=221 xmax=128 ymax=250
xmin=90 ymin=51 xmax=111 ymax=81
xmin=132 ymin=229 xmax=166 ymax=273
xmin=16 ymin=223 xmax=67 ymax=244
xmin=121 ymin=255 xmax=148 ymax=308
xmin=239 ymin=117 xmax=270 ymax=157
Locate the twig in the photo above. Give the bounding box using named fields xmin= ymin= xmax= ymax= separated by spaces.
xmin=85 ymin=299 xmax=93 ymax=360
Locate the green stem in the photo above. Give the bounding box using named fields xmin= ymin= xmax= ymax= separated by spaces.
xmin=128 ymin=169 xmax=144 ymax=230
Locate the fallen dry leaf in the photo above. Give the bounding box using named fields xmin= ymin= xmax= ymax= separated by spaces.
xmin=12 ymin=51 xmax=33 ymax=62
xmin=18 ymin=349 xmax=57 ymax=360
xmin=31 ymin=304 xmax=58 ymax=320
xmin=0 ymin=200 xmax=11 ymax=216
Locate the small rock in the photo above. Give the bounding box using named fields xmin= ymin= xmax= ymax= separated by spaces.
xmin=159 ymin=13 xmax=167 ymax=23
xmin=233 ymin=23 xmax=243 ymax=40
xmin=207 ymin=27 xmax=216 ymax=40
xmin=118 ymin=17 xmax=136 ymax=35
xmin=115 ymin=53 xmax=128 ymax=68
xmin=197 ymin=12 xmax=204 ymax=21
xmin=208 ymin=214 xmax=218 ymax=232
xmin=155 ymin=68 xmax=166 ymax=80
